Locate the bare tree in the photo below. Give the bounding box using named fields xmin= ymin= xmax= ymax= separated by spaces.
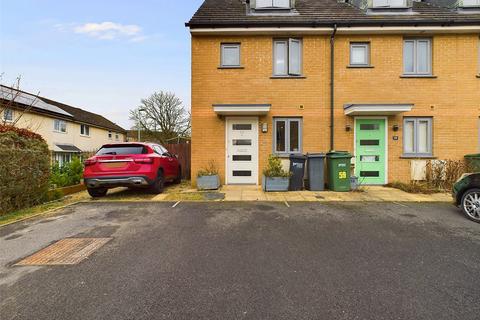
xmin=129 ymin=91 xmax=191 ymax=144
xmin=0 ymin=75 xmax=41 ymax=127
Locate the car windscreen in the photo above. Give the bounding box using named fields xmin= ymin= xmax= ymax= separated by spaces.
xmin=96 ymin=145 xmax=147 ymax=156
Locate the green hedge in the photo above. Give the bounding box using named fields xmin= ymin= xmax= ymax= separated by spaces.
xmin=0 ymin=130 xmax=51 ymax=215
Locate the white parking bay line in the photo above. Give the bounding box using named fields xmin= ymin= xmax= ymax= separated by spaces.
xmin=284 ymin=201 xmax=290 ymax=208
xmin=172 ymin=201 xmax=181 ymax=208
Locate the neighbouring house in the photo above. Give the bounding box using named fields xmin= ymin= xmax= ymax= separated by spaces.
xmin=0 ymin=85 xmax=126 ymax=165
xmin=187 ymin=0 xmax=480 ymax=186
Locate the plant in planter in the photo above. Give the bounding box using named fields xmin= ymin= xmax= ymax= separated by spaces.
xmin=262 ymin=154 xmax=291 ymax=192
xmin=197 ymin=160 xmax=221 ymax=190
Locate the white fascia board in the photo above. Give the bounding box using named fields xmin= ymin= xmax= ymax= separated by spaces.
xmin=344 ymin=104 xmax=413 ymax=116
xmin=213 ymin=105 xmax=271 ymax=115
xmin=190 ymin=25 xmax=480 ymax=35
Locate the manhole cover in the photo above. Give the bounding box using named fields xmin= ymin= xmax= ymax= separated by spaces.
xmin=15 ymin=238 xmax=112 ymax=266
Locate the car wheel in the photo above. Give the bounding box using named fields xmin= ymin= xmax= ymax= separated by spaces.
xmin=174 ymin=167 xmax=182 ymax=184
xmin=461 ymin=188 xmax=480 ymax=223
xmin=88 ymin=188 xmax=108 ymax=198
xmin=150 ymin=170 xmax=164 ymax=194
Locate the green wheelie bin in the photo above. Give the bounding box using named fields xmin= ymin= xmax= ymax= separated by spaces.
xmin=326 ymin=151 xmax=353 ymax=192
xmin=465 ymin=154 xmax=480 ymax=172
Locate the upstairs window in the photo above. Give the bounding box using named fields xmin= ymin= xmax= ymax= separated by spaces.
xmin=403 ymin=39 xmax=432 ymax=75
xmin=3 ymin=108 xmax=13 ymax=122
xmin=256 ymin=0 xmax=291 ymax=9
xmin=53 ymin=119 xmax=67 ymax=133
xmin=80 ymin=124 xmax=90 ymax=136
xmin=108 ymin=131 xmax=112 ymax=139
xmin=115 ymin=133 xmax=120 ymax=141
xmin=273 ymin=38 xmax=302 ymax=76
xmin=372 ymin=0 xmax=409 ymax=8
xmin=350 ymin=42 xmax=370 ymax=66
xmin=220 ymin=43 xmax=241 ymax=67
xmin=461 ymin=0 xmax=480 ymax=7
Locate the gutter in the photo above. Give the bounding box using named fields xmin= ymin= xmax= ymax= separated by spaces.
xmin=330 ymin=24 xmax=337 ymax=152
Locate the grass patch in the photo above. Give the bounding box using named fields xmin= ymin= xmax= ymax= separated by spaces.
xmin=0 ymin=191 xmax=90 ymax=226
xmin=386 ymin=181 xmax=442 ymax=194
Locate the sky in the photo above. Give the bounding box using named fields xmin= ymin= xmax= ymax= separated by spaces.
xmin=0 ymin=0 xmax=204 ymax=129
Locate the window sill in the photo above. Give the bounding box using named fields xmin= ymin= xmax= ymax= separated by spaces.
xmin=270 ymin=76 xmax=306 ymax=79
xmin=80 ymin=134 xmax=91 ymax=138
xmin=400 ymin=75 xmax=437 ymax=79
xmin=400 ymin=155 xmax=437 ymax=159
xmin=347 ymin=65 xmax=374 ymax=69
xmin=53 ymin=131 xmax=67 ymax=134
xmin=218 ymin=66 xmax=244 ymax=69
xmin=275 ymin=152 xmax=302 ymax=158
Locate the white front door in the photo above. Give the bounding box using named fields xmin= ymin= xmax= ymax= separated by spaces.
xmin=226 ymin=117 xmax=258 ymax=184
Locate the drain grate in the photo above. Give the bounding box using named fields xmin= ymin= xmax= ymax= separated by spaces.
xmin=15 ymin=238 xmax=112 ymax=266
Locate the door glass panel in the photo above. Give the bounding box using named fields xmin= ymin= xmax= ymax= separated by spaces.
xmin=360 ymin=124 xmax=379 ymax=130
xmin=360 ymin=171 xmax=380 ymax=177
xmin=232 ymin=171 xmax=252 ymax=177
xmin=290 ymin=121 xmax=299 ymax=152
xmin=417 ymin=120 xmax=429 ymax=153
xmin=276 ymin=120 xmax=286 ymax=152
xmin=233 ymin=155 xmax=252 ymax=161
xmin=360 ymin=155 xmax=378 ymax=162
xmin=360 ymin=140 xmax=380 ymax=146
xmin=233 ymin=139 xmax=252 ymax=146
xmin=233 ymin=124 xmax=252 ymax=130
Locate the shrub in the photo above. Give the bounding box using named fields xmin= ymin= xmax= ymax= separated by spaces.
xmin=49 ymin=157 xmax=84 ymax=188
xmin=426 ymin=159 xmax=467 ymax=191
xmin=197 ymin=160 xmax=219 ymax=177
xmin=263 ymin=154 xmax=291 ymax=178
xmin=0 ymin=129 xmax=50 ymax=214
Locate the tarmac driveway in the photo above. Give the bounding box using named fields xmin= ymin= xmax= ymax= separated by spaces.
xmin=1 ymin=201 xmax=480 ymax=320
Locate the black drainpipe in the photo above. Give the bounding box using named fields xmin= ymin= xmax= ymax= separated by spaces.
xmin=330 ymin=24 xmax=337 ymax=151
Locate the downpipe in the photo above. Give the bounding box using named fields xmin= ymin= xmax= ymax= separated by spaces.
xmin=330 ymin=24 xmax=337 ymax=152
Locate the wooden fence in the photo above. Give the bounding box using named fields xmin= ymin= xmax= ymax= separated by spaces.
xmin=165 ymin=143 xmax=191 ymax=180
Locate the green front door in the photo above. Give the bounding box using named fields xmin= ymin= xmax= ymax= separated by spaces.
xmin=355 ymin=118 xmax=386 ymax=185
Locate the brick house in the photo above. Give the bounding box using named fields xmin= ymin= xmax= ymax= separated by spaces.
xmin=187 ymin=0 xmax=480 ymax=186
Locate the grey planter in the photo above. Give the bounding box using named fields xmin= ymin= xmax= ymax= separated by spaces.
xmin=197 ymin=175 xmax=220 ymax=190
xmin=262 ymin=175 xmax=289 ymax=192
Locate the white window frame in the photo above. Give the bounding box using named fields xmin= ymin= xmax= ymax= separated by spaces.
xmin=403 ymin=38 xmax=432 ymax=76
xmin=403 ymin=117 xmax=433 ymax=157
xmin=349 ymin=42 xmax=370 ymax=66
xmin=80 ymin=124 xmax=90 ymax=136
xmin=53 ymin=119 xmax=67 ymax=133
xmin=115 ymin=133 xmax=120 ymax=141
xmin=3 ymin=108 xmax=14 ymax=122
xmin=273 ymin=118 xmax=303 ymax=155
xmin=461 ymin=0 xmax=480 ymax=7
xmin=273 ymin=38 xmax=303 ymax=76
xmin=256 ymin=0 xmax=291 ymax=9
xmin=220 ymin=43 xmax=241 ymax=67
xmin=108 ymin=131 xmax=113 ymax=140
xmin=372 ymin=0 xmax=408 ymax=8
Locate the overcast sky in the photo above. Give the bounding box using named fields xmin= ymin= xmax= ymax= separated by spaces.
xmin=0 ymin=0 xmax=204 ymax=129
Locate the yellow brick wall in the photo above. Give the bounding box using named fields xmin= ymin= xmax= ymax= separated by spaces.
xmin=191 ymin=33 xmax=480 ymax=185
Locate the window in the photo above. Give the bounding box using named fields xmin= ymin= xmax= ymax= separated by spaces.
xmin=80 ymin=124 xmax=90 ymax=136
xmin=108 ymin=131 xmax=112 ymax=139
xmin=274 ymin=118 xmax=302 ymax=154
xmin=350 ymin=43 xmax=370 ymax=66
xmin=256 ymin=0 xmax=290 ymax=9
xmin=3 ymin=108 xmax=13 ymax=122
xmin=96 ymin=145 xmax=148 ymax=155
xmin=461 ymin=0 xmax=480 ymax=7
xmin=371 ymin=0 xmax=408 ymax=8
xmin=53 ymin=119 xmax=67 ymax=133
xmin=221 ymin=44 xmax=241 ymax=67
xmin=115 ymin=133 xmax=119 ymax=141
xmin=273 ymin=38 xmax=302 ymax=76
xmin=403 ymin=39 xmax=432 ymax=75
xmin=403 ymin=118 xmax=433 ymax=157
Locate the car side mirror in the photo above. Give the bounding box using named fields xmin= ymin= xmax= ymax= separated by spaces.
xmin=174 ymin=154 xmax=179 ymax=159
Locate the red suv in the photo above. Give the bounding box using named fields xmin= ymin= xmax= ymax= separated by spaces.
xmin=83 ymin=143 xmax=181 ymax=197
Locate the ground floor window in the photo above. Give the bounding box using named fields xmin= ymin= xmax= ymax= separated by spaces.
xmin=403 ymin=117 xmax=433 ymax=157
xmin=273 ymin=118 xmax=302 ymax=155
xmin=52 ymin=152 xmax=77 ymax=166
